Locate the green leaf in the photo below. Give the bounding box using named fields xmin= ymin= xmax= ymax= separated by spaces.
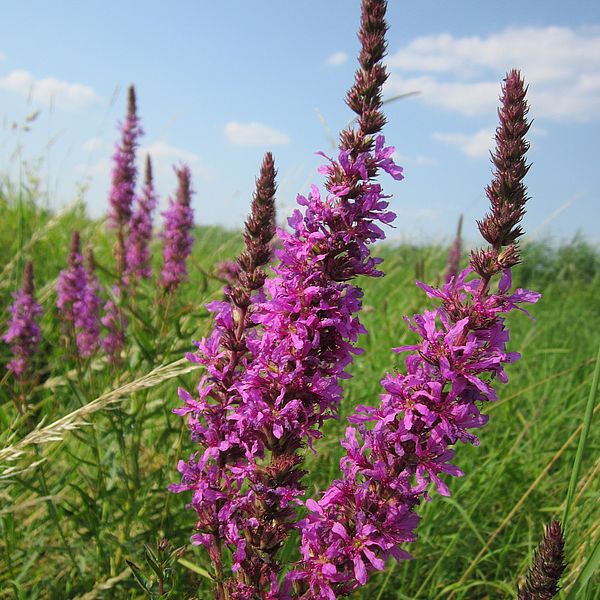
xmin=144 ymin=543 xmax=164 ymax=580
xmin=126 ymin=559 xmax=155 ymax=596
xmin=178 ymin=557 xmax=214 ymax=581
xmin=565 ymin=536 xmax=600 ymax=598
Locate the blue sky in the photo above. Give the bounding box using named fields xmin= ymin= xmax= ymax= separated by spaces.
xmin=1 ymin=0 xmax=599 ymax=245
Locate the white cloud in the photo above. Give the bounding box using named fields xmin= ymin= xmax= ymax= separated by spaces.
xmin=83 ymin=137 xmax=103 ymax=153
xmin=0 ymin=69 xmax=100 ymax=110
xmin=393 ymin=151 xmax=437 ymax=166
xmin=433 ymin=128 xmax=495 ymax=159
xmin=80 ymin=157 xmax=110 ymax=178
xmin=386 ymin=26 xmax=600 ymax=121
xmin=224 ymin=121 xmax=290 ymax=146
xmin=414 ymin=154 xmax=437 ymax=166
xmin=387 ymin=74 xmax=498 ymax=117
xmin=325 ymin=51 xmax=348 ymax=67
xmin=141 ymin=140 xmax=214 ymax=182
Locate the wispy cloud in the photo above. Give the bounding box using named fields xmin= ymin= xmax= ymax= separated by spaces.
xmin=224 ymin=121 xmax=290 ymax=146
xmin=0 ymin=52 xmax=5 ymax=63
xmin=393 ymin=152 xmax=438 ymax=166
xmin=433 ymin=128 xmax=495 ymax=158
xmin=141 ymin=140 xmax=214 ymax=182
xmin=83 ymin=137 xmax=104 ymax=153
xmin=325 ymin=51 xmax=348 ymax=67
xmin=386 ymin=26 xmax=600 ymax=121
xmin=0 ymin=70 xmax=100 ymax=110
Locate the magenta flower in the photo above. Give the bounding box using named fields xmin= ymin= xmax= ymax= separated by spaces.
xmin=3 ymin=261 xmax=43 ymax=378
xmin=107 ymin=85 xmax=142 ymax=277
xmin=77 ymin=247 xmax=103 ymax=357
xmin=125 ymin=154 xmax=156 ymax=284
xmin=171 ymin=0 xmax=401 ymax=594
xmin=182 ymin=136 xmax=402 ymax=589
xmin=57 ymin=232 xmax=86 ymax=320
xmin=291 ymin=70 xmax=539 ymax=597
xmin=159 ymin=165 xmax=194 ymax=294
xmin=100 ymin=285 xmax=127 ymax=365
xmin=57 ymin=232 xmax=102 ymax=358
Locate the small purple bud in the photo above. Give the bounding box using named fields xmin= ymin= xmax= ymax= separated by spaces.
xmin=518 ymin=521 xmax=566 ymax=600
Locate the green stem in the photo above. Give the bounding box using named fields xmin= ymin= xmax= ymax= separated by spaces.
xmin=561 ymin=342 xmax=600 ymax=532
xmin=35 ymin=447 xmax=82 ymax=577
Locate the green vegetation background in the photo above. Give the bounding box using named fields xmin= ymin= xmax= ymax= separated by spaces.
xmin=0 ymin=174 xmax=598 ymax=599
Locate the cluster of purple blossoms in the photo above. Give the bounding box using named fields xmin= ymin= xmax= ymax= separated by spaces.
xmin=3 ymin=261 xmax=43 ymax=379
xmin=125 ymin=155 xmax=157 ymax=284
xmin=79 ymin=248 xmax=103 ymax=357
xmin=159 ymin=165 xmax=195 ymax=294
xmin=291 ymin=268 xmax=540 ymax=597
xmin=171 ymin=0 xmax=406 ymax=594
xmin=57 ymin=232 xmax=102 ymax=358
xmin=101 ymin=285 xmax=127 ymax=365
xmin=107 ymin=85 xmax=142 ymax=277
xmin=289 ymin=69 xmax=538 ymax=598
xmin=171 ymin=153 xmax=278 ymax=598
xmin=171 ymin=0 xmax=540 ymax=595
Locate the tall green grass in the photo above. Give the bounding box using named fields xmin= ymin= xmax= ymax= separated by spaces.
xmin=0 ymin=188 xmax=598 ymax=598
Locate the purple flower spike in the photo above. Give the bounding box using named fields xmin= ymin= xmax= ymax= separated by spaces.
xmin=100 ymin=285 xmax=127 ymax=365
xmin=159 ymin=164 xmax=194 ymax=294
xmin=57 ymin=231 xmax=86 ymax=319
xmin=172 ymin=153 xmax=277 ymax=597
xmin=125 ymin=154 xmax=157 ymax=285
xmin=77 ymin=247 xmax=103 ymax=357
xmin=57 ymin=232 xmax=102 ymax=358
xmin=473 ymin=69 xmax=531 ymax=277
xmin=107 ymin=85 xmax=143 ymax=277
xmin=292 ymin=70 xmax=539 ymax=596
xmin=3 ymin=261 xmax=43 ymax=379
xmin=172 ymin=0 xmax=403 ymax=595
xmin=518 ymin=520 xmax=566 ymax=600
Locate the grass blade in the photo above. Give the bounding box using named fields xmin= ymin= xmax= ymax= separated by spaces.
xmin=562 ymin=342 xmax=600 ymax=532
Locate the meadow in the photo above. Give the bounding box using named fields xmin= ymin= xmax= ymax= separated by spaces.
xmin=0 ymin=175 xmax=598 ymax=598
xmin=1 ymin=0 xmax=599 ymax=596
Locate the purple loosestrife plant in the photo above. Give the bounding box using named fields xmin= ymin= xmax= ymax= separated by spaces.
xmin=3 ymin=261 xmax=42 ymax=381
xmin=107 ymin=85 xmax=142 ymax=278
xmin=57 ymin=232 xmax=102 ymax=358
xmin=57 ymin=231 xmax=86 ymax=325
xmin=159 ymin=165 xmax=195 ymax=295
xmin=78 ymin=247 xmax=103 ymax=357
xmin=289 ymin=70 xmax=539 ymax=599
xmin=172 ymin=1 xmax=404 ymax=596
xmin=171 ymin=153 xmax=277 ymax=600
xmin=125 ymin=155 xmax=157 ymax=285
xmin=101 ymin=285 xmax=127 ymax=366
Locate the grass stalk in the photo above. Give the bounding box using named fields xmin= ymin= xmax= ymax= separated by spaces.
xmin=561 ymin=343 xmax=600 ymax=533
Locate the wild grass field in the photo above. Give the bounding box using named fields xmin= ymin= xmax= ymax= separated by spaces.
xmin=0 ymin=176 xmax=598 ymax=599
